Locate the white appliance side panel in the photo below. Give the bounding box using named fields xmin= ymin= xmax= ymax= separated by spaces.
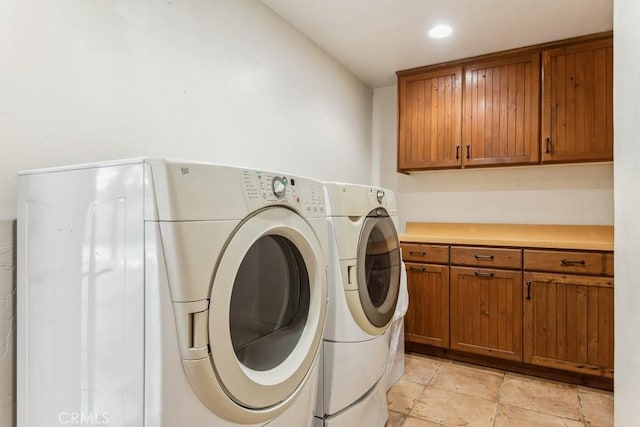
xmin=322 ymin=376 xmax=387 ymax=427
xmin=321 ymin=337 xmax=388 ymax=416
xmin=17 ymin=164 xmax=145 ymax=427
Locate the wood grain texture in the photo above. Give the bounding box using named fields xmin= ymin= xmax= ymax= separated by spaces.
xmin=523 ymin=272 xmax=614 ymax=378
xmin=398 ymin=67 xmax=463 ymax=171
xmin=463 ymin=53 xmax=540 ymax=166
xmin=451 ymin=246 xmax=522 ymax=270
xmin=404 ymin=263 xmax=450 ymax=347
xmin=450 ymin=266 xmax=523 ymax=361
xmin=402 ymin=243 xmax=449 ymax=264
xmin=542 ymin=37 xmax=613 ymax=163
xmin=524 ymin=249 xmax=613 ymax=276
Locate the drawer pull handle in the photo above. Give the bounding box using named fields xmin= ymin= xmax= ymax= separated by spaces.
xmin=409 ymin=266 xmax=426 ymax=272
xmin=474 ymin=271 xmax=494 ymax=278
xmin=474 ymin=253 xmax=495 ymax=260
xmin=409 ymin=250 xmax=426 ymax=256
xmin=561 ymin=259 xmax=586 ymax=266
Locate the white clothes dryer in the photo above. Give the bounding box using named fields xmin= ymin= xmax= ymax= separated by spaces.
xmin=315 ymin=183 xmax=402 ymax=427
xmin=17 ymin=158 xmax=329 ymax=427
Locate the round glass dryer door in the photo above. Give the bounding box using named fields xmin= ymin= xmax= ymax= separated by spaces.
xmin=356 ymin=208 xmax=401 ymax=328
xmin=207 ymin=207 xmax=326 ymax=411
xmin=229 ymin=235 xmax=310 ymax=371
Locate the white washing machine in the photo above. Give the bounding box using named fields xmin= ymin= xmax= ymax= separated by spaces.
xmin=314 ymin=183 xmax=402 ymax=427
xmin=17 ymin=158 xmax=329 ymax=427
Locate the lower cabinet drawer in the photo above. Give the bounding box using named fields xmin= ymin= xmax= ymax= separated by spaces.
xmin=524 ymin=250 xmax=613 ymax=276
xmin=451 ymin=246 xmax=522 ymax=269
xmin=402 ymin=243 xmax=449 ymax=264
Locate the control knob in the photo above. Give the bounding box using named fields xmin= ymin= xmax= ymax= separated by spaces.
xmin=272 ymin=176 xmax=286 ymax=199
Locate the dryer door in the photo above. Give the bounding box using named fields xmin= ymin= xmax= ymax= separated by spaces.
xmin=204 ymin=207 xmax=326 ymax=418
xmin=356 ymin=209 xmax=401 ymax=329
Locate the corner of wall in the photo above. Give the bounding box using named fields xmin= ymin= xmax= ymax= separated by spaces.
xmin=0 ymin=219 xmax=16 ymax=427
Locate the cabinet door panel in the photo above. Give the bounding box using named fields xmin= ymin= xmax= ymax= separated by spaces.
xmin=404 ymin=263 xmax=449 ymax=347
xmin=463 ymin=53 xmax=540 ymax=166
xmin=542 ymin=38 xmax=613 ymax=162
xmin=524 ymin=273 xmax=614 ymax=377
xmin=398 ymin=67 xmax=463 ymax=171
xmin=450 ymin=267 xmax=522 ymax=360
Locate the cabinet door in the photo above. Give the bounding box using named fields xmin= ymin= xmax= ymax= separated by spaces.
xmin=397 ymin=67 xmax=463 ymax=171
xmin=463 ymin=53 xmax=540 ymax=166
xmin=523 ymin=273 xmax=614 ymax=378
xmin=542 ymin=38 xmax=613 ymax=163
xmin=404 ymin=263 xmax=449 ymax=347
xmin=450 ymin=267 xmax=522 ymax=361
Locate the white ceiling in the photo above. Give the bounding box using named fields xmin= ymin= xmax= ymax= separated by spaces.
xmin=262 ymin=0 xmax=613 ymax=88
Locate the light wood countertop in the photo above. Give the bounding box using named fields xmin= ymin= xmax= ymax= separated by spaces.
xmin=400 ymin=222 xmax=614 ymax=251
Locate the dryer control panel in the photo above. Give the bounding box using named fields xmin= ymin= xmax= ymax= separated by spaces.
xmin=241 ymin=169 xmax=326 ymax=217
xmin=323 ymin=182 xmax=398 ymax=217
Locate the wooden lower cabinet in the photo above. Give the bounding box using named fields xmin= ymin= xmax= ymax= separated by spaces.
xmin=402 ymin=238 xmax=614 ymax=386
xmin=523 ymin=273 xmax=614 ymax=378
xmin=450 ymin=267 xmax=523 ymax=361
xmin=404 ymin=263 xmax=449 ymax=347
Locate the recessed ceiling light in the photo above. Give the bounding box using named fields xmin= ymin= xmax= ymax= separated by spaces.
xmin=428 ymin=24 xmax=453 ymax=39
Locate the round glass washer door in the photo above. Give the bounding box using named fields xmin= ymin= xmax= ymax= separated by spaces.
xmin=208 ymin=207 xmax=327 ymax=410
xmin=356 ymin=209 xmax=401 ymax=328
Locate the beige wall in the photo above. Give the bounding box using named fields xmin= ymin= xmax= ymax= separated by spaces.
xmin=372 ymin=85 xmax=614 ymax=229
xmin=0 ymin=0 xmax=374 ymax=221
xmin=0 ymin=0 xmax=375 ymax=422
xmin=614 ymin=0 xmax=640 ymax=423
xmin=0 ymin=221 xmax=15 ymax=427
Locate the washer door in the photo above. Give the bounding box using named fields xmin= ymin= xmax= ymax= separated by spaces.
xmin=356 ymin=209 xmax=401 ymax=328
xmin=208 ymin=207 xmax=326 ymax=412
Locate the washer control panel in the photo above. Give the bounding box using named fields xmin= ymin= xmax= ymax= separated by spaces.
xmin=241 ymin=170 xmax=325 ymax=217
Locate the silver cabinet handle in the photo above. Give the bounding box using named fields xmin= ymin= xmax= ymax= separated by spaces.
xmin=561 ymin=259 xmax=586 ymax=266
xmin=474 ymin=271 xmax=495 ymax=278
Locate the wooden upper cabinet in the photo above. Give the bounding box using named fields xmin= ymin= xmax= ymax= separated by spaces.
xmin=463 ymin=53 xmax=540 ymax=166
xmin=397 ymin=67 xmax=463 ymax=171
xmin=542 ymin=37 xmax=613 ymax=163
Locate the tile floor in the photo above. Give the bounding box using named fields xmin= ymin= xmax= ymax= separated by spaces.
xmin=387 ymin=353 xmax=613 ymax=427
